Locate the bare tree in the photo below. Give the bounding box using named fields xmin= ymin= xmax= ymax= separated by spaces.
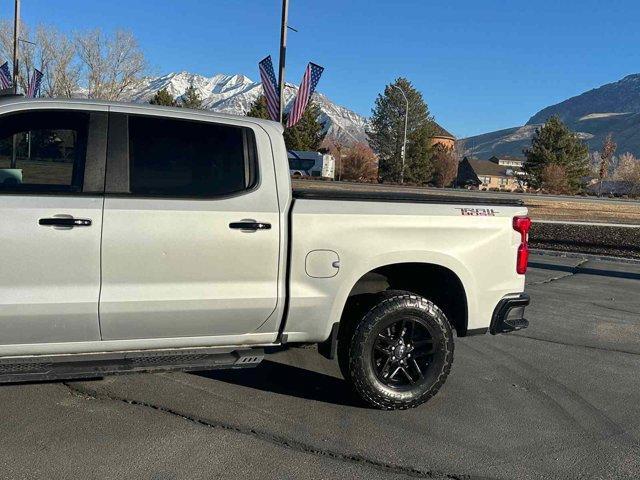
xmin=340 ymin=143 xmax=378 ymax=182
xmin=615 ymin=152 xmax=640 ymax=196
xmin=431 ymin=143 xmax=458 ymax=188
xmin=598 ymin=134 xmax=617 ymax=196
xmin=0 ymin=19 xmax=41 ymax=93
xmin=38 ymin=26 xmax=80 ymax=98
xmin=76 ymin=29 xmax=146 ymax=100
xmin=587 ymin=150 xmax=601 ymax=176
xmin=323 ymin=136 xmax=347 ymax=181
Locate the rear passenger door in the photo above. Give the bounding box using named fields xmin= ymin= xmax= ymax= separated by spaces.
xmin=99 ymin=111 xmax=281 ymax=341
xmin=0 ymin=107 xmax=107 ymax=345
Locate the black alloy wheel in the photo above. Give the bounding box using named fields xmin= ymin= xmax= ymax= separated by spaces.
xmin=372 ymin=316 xmax=436 ymax=389
xmin=343 ymin=290 xmax=454 ymax=410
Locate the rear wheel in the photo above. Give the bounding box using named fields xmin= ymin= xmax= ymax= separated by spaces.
xmin=342 ymin=290 xmax=454 ymax=410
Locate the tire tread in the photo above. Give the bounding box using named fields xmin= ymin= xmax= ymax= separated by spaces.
xmin=346 ymin=291 xmax=454 ymax=410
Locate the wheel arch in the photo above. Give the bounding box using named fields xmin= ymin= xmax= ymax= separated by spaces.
xmin=342 ymin=262 xmax=469 ymax=337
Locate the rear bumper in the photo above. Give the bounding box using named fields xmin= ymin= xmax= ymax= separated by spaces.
xmin=490 ymin=293 xmax=530 ymax=334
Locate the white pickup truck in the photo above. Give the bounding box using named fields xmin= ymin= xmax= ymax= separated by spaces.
xmin=0 ymin=97 xmax=531 ymax=409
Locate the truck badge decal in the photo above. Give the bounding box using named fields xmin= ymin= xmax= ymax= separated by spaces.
xmin=457 ymin=207 xmax=498 ymax=216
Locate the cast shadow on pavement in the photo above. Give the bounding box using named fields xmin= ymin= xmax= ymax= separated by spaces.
xmin=193 ymin=360 xmax=362 ymax=407
xmin=529 ymin=261 xmax=640 ymax=281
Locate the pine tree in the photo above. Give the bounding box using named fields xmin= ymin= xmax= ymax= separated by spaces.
xmin=523 ymin=116 xmax=590 ymax=193
xmin=181 ymin=83 xmax=205 ymax=110
xmin=149 ymin=88 xmax=178 ymax=107
xmin=367 ymin=78 xmax=435 ymax=184
xmin=283 ymin=102 xmax=326 ymax=151
xmin=247 ymin=95 xmax=270 ymax=119
xmin=246 ymin=96 xmax=326 ymax=151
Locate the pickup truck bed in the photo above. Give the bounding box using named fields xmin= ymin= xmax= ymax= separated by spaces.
xmin=293 ymin=186 xmax=525 ymax=206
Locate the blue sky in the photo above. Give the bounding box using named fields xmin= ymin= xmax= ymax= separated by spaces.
xmin=2 ymin=0 xmax=640 ymax=137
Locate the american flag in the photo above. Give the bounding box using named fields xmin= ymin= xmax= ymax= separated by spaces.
xmin=258 ymin=56 xmax=280 ymax=122
xmin=286 ymin=63 xmax=324 ymax=128
xmin=0 ymin=62 xmax=12 ymax=89
xmin=26 ymin=68 xmax=43 ymax=98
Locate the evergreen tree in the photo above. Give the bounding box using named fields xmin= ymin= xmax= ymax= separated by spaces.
xmin=283 ymin=102 xmax=327 ymax=151
xmin=149 ymin=88 xmax=178 ymax=107
xmin=181 ymin=83 xmax=205 ymax=110
xmin=367 ymin=78 xmax=435 ymax=184
xmin=247 ymin=95 xmax=269 ymax=119
xmin=523 ymin=116 xmax=590 ymax=192
xmin=246 ymin=96 xmax=326 ymax=151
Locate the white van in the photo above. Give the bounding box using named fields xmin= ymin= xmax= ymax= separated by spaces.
xmin=288 ymin=150 xmax=335 ymax=180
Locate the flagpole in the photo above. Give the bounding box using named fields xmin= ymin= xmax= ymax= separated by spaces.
xmin=11 ymin=0 xmax=20 ymax=169
xmin=277 ymin=0 xmax=289 ymax=125
xmin=12 ymin=0 xmax=20 ymax=94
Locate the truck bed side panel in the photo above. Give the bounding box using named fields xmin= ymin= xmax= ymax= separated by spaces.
xmin=285 ymin=199 xmax=527 ymax=343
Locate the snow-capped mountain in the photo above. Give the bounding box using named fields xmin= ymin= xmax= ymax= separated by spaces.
xmin=129 ymin=71 xmax=368 ymax=144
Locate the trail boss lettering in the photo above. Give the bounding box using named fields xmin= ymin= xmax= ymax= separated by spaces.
xmin=457 ymin=207 xmax=498 ymax=216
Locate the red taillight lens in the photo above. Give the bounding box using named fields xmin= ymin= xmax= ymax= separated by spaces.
xmin=513 ymin=216 xmax=531 ymax=275
xmin=516 ymin=243 xmax=529 ymax=274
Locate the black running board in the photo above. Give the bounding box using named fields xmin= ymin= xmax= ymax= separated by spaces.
xmin=0 ymin=347 xmax=264 ymax=384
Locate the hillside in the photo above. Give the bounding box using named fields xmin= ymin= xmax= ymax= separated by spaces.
xmin=527 ymin=74 xmax=640 ymax=125
xmin=464 ymin=73 xmax=640 ymax=158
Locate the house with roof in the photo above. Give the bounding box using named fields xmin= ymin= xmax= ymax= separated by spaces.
xmin=456 ymin=156 xmax=526 ymax=191
xmin=429 ymin=122 xmax=456 ymax=150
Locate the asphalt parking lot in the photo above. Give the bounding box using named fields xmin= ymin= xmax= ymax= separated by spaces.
xmin=1 ymin=253 xmax=638 ymax=480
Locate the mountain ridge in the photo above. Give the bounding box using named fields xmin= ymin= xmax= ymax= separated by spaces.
xmin=128 ymin=71 xmax=369 ymax=144
xmin=464 ymin=73 xmax=640 ymax=159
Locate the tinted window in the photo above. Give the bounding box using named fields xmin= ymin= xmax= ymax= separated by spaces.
xmin=300 ymin=159 xmax=316 ymax=170
xmin=288 ymin=158 xmax=315 ymax=171
xmin=0 ymin=110 xmax=89 ymax=192
xmin=128 ymin=116 xmax=257 ymax=197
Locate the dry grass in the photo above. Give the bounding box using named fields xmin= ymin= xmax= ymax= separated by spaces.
xmin=526 ymin=198 xmax=640 ymax=224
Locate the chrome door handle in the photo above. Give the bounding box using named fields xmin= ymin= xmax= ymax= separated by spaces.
xmin=229 ymin=221 xmax=271 ymax=231
xmin=39 ymin=217 xmax=92 ymax=227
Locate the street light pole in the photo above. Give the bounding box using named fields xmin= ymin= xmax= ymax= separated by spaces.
xmin=391 ymin=84 xmax=409 ymax=184
xmin=277 ymin=0 xmax=289 ymax=125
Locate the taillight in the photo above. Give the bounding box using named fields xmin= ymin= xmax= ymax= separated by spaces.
xmin=513 ymin=216 xmax=532 ymax=274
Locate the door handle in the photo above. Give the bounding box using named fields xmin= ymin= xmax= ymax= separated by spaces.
xmin=39 ymin=217 xmax=92 ymax=227
xmin=229 ymin=221 xmax=271 ymax=231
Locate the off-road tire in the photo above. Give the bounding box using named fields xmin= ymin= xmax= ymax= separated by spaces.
xmin=344 ymin=290 xmax=454 ymax=410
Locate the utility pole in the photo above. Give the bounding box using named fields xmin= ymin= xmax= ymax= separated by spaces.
xmin=12 ymin=0 xmax=20 ymax=95
xmin=11 ymin=0 xmax=20 ymax=169
xmin=391 ymin=84 xmax=409 ymax=184
xmin=277 ymin=0 xmax=289 ymax=125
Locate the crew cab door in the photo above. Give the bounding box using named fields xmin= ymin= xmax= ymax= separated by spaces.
xmin=99 ymin=111 xmax=281 ymax=341
xmin=0 ymin=107 xmax=107 ymax=345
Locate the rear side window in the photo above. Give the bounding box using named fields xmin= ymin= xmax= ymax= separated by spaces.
xmin=0 ymin=110 xmax=89 ymax=193
xmin=288 ymin=158 xmax=316 ymax=171
xmin=128 ymin=115 xmax=257 ymax=197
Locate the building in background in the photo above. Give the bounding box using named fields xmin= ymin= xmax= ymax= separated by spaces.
xmin=429 ymin=122 xmax=456 ymax=149
xmin=456 ymin=156 xmax=526 ymax=191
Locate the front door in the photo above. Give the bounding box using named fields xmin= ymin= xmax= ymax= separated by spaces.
xmin=99 ymin=112 xmax=281 ymax=341
xmin=0 ymin=108 xmax=107 ymax=346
